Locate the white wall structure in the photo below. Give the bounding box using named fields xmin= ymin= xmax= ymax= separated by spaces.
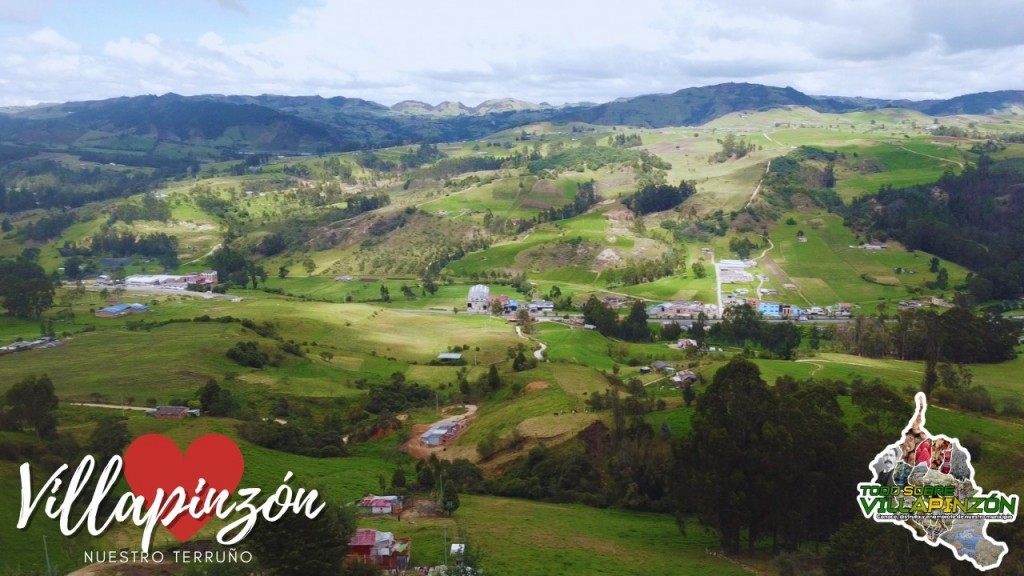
xmin=466 ymin=284 xmax=490 ymax=313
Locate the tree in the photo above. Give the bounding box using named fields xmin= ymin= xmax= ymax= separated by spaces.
xmin=0 ymin=217 xmax=11 ymax=232
xmin=441 ymin=482 xmax=461 ymax=516
xmin=3 ymin=374 xmax=59 ymax=439
xmin=691 ymin=261 xmax=707 ymax=278
xmin=302 ymin=258 xmax=316 ymax=276
xmin=515 ymin=308 xmax=534 ymax=334
xmin=277 ymin=266 xmax=289 ymax=279
xmin=248 ymin=262 xmax=267 ymax=289
xmin=580 ymin=296 xmax=618 ymax=337
xmin=198 ymin=380 xmax=237 ymax=416
xmin=691 ymin=312 xmax=708 ymax=350
xmin=619 ymin=300 xmax=651 ymax=342
xmin=0 ymin=257 xmax=56 ymax=319
xmin=682 ymin=384 xmax=696 ymax=407
xmin=87 ymin=416 xmax=130 ymax=462
xmin=391 ymin=467 xmax=407 ymax=489
xmin=661 ymin=322 xmax=683 ymax=341
xmin=245 ymin=501 xmax=355 ymax=576
xmin=679 ymin=357 xmax=783 ymax=553
xmin=422 ymin=271 xmax=439 ymax=295
xmin=379 ymin=285 xmax=390 ymax=302
xmin=486 ymin=364 xmax=502 ymax=390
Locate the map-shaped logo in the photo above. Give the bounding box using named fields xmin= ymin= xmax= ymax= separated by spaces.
xmin=858 ymin=393 xmax=1018 ymax=571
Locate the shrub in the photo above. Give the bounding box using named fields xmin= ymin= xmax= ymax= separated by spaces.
xmin=226 ymin=341 xmax=268 ymax=368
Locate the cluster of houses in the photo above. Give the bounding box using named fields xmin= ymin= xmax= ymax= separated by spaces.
xmin=95 ymin=303 xmax=149 ymax=318
xmin=465 ymin=285 xmax=555 ymax=315
xmin=347 ymin=529 xmax=412 ymax=572
xmin=419 ymin=418 xmax=469 ymax=447
xmin=646 ymin=300 xmax=718 ymax=319
xmin=639 ymin=360 xmax=698 ymax=387
xmin=723 ymin=295 xmax=852 ymax=319
xmin=0 ymin=336 xmax=59 ymax=355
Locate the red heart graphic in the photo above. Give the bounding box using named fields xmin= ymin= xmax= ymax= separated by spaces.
xmin=123 ymin=433 xmax=245 ymax=542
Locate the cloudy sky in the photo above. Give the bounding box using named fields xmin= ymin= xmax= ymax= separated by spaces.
xmin=1 ymin=0 xmax=1022 ymax=107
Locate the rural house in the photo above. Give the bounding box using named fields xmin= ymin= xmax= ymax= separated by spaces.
xmin=651 ymin=360 xmax=674 ymax=374
xmin=347 ymin=529 xmax=411 ymax=571
xmin=357 ymin=494 xmax=404 ymax=515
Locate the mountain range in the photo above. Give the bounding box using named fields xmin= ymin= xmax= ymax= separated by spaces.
xmin=1 ymin=83 xmax=1022 ymax=158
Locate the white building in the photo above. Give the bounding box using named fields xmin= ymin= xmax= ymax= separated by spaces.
xmin=466 ymin=284 xmax=490 ymax=313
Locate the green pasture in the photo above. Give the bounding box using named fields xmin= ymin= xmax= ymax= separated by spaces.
xmin=645 ymin=405 xmax=696 ymax=438
xmin=835 ymin=140 xmax=964 ymax=200
xmin=533 ymin=323 xmax=616 ymax=370
xmin=0 ymin=295 xmax=522 ymax=400
xmin=614 ymin=275 xmax=716 ymax=302
xmin=768 ymin=211 xmax=970 ymax=305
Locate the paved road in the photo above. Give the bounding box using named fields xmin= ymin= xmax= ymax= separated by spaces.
xmin=70 ymin=402 xmax=151 ymax=412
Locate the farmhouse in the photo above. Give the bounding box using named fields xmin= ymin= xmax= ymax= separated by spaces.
xmin=95 ymin=303 xmax=149 ymax=318
xmin=357 ymin=494 xmax=404 ymax=515
xmin=671 ymin=370 xmax=698 ymax=387
xmin=651 ymin=360 xmax=674 ymax=374
xmin=347 ymin=529 xmax=411 ymax=571
xmin=437 ymin=352 xmax=464 ymax=364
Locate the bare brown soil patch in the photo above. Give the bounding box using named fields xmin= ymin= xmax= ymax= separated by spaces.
xmin=524 ymin=381 xmax=550 ymax=392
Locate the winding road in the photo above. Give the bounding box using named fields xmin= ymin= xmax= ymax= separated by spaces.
xmin=516 ymin=325 xmax=548 ymax=361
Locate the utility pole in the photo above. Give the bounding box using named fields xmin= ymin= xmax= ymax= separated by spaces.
xmin=443 ymin=525 xmax=449 ymax=566
xmin=43 ymin=535 xmax=53 ymax=576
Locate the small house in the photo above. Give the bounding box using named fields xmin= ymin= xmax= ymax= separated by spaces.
xmin=437 ymin=352 xmax=463 ymax=363
xmin=651 ymin=360 xmax=674 ymax=374
xmin=347 ymin=529 xmax=411 ymax=570
xmin=357 ymin=494 xmax=404 ymax=515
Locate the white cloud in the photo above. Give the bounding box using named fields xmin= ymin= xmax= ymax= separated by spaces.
xmin=0 ymin=0 xmax=1022 ymax=107
xmin=27 ymin=27 xmax=78 ymax=51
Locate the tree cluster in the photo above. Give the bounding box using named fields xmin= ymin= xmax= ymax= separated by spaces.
xmin=676 ymin=358 xmax=855 ymax=554
xmin=21 ymin=211 xmax=75 ymax=242
xmin=708 ymin=304 xmax=802 ymax=359
xmin=828 ymin=307 xmax=1017 ymax=364
xmin=0 ymin=159 xmax=162 ymax=213
xmin=844 ymin=156 xmax=1024 ymax=300
xmin=0 ymin=255 xmax=55 ymax=319
xmin=625 ymin=180 xmax=697 ymax=215
xmin=580 ymin=297 xmax=651 ymax=342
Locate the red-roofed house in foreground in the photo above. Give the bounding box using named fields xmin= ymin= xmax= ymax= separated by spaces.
xmin=347 ymin=529 xmax=411 ymax=571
